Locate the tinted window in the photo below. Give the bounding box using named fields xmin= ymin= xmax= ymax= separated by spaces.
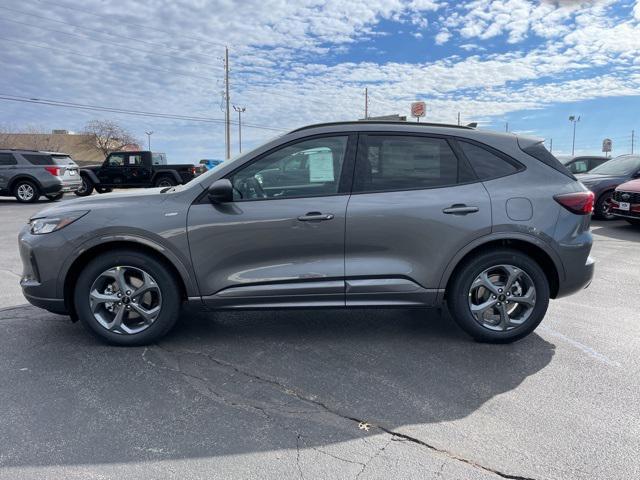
xmin=520 ymin=141 xmax=575 ymax=179
xmin=590 ymin=155 xmax=640 ymax=175
xmin=459 ymin=141 xmax=519 ymax=179
xmin=354 ymin=136 xmax=461 ymax=192
xmin=127 ymin=154 xmax=143 ymax=166
xmin=51 ymin=155 xmax=75 ymax=166
xmin=0 ymin=153 xmax=17 ymax=166
xmin=230 ymin=136 xmax=348 ymax=201
xmin=23 ymin=154 xmax=53 ymax=166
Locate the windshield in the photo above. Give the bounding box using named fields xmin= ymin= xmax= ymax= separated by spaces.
xmin=589 ymin=156 xmax=640 ymax=175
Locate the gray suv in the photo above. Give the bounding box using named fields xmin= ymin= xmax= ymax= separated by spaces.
xmin=19 ymin=122 xmax=595 ymax=345
xmin=0 ymin=149 xmax=81 ymax=202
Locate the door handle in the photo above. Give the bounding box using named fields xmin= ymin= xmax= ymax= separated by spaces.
xmin=297 ymin=212 xmax=334 ymax=221
xmin=442 ymin=204 xmax=479 ymax=215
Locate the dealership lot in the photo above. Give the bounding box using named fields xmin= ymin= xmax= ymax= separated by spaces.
xmin=0 ymin=196 xmax=638 ymax=479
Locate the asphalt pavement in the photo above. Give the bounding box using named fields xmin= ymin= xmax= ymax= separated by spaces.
xmin=0 ymin=195 xmax=639 ymax=479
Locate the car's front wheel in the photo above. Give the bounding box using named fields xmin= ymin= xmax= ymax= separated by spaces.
xmin=74 ymin=250 xmax=182 ymax=345
xmin=594 ymin=191 xmax=615 ymax=220
xmin=75 ymin=175 xmax=94 ymax=197
xmin=447 ymin=249 xmax=550 ymax=343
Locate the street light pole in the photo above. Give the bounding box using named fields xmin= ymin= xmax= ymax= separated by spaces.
xmin=145 ymin=130 xmax=153 ymax=150
xmin=233 ymin=105 xmax=246 ymax=153
xmin=569 ymin=115 xmax=580 ymax=156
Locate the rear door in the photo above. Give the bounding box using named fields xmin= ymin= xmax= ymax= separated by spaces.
xmin=345 ymin=133 xmax=491 ymax=306
xmin=0 ymin=153 xmax=17 ymax=190
xmin=124 ymin=153 xmax=151 ymax=186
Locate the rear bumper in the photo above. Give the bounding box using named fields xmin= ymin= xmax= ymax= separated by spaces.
xmin=555 ymin=255 xmax=595 ymax=298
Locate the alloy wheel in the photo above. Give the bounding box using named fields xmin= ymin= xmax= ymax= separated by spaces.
xmin=468 ymin=264 xmax=536 ymax=331
xmin=89 ymin=266 xmax=162 ymax=334
xmin=17 ymin=183 xmax=35 ymax=201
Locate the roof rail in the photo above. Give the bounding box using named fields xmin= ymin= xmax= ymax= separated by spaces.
xmin=289 ymin=120 xmax=475 ymax=134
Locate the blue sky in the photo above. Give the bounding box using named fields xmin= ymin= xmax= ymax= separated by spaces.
xmin=1 ymin=0 xmax=639 ymax=161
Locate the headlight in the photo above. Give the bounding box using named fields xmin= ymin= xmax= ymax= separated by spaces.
xmin=29 ymin=210 xmax=89 ymax=235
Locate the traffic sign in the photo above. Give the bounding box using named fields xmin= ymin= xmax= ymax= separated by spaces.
xmin=602 ymin=138 xmax=612 ymax=153
xmin=411 ymin=101 xmax=426 ymax=118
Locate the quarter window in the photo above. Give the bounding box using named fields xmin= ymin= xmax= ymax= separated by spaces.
xmin=0 ymin=153 xmax=17 ymax=166
xmin=459 ymin=141 xmax=519 ymax=180
xmin=230 ymin=136 xmax=348 ymax=201
xmin=354 ymin=136 xmax=462 ymax=193
xmin=23 ymin=154 xmax=53 ymax=166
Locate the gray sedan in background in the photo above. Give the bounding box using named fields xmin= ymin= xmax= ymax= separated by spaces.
xmin=19 ymin=121 xmax=594 ymax=345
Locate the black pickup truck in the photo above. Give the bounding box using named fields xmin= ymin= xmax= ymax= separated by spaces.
xmin=75 ymin=151 xmax=199 ymax=196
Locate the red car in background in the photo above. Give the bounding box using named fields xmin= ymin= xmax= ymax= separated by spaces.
xmin=611 ymin=179 xmax=640 ymax=226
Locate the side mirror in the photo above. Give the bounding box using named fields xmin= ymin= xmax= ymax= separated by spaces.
xmin=207 ymin=179 xmax=233 ymax=203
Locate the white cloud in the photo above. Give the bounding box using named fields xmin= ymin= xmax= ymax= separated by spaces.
xmin=435 ymin=29 xmax=451 ymax=44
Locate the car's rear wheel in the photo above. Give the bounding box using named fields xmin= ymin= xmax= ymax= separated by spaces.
xmin=154 ymin=175 xmax=177 ymax=188
xmin=45 ymin=192 xmax=64 ymax=201
xmin=13 ymin=180 xmax=39 ymax=203
xmin=594 ymin=191 xmax=615 ymax=220
xmin=74 ymin=250 xmax=182 ymax=345
xmin=447 ymin=249 xmax=550 ymax=343
xmin=75 ymin=175 xmax=94 ymax=197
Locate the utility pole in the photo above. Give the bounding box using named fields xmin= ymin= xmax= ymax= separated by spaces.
xmin=364 ymin=88 xmax=368 ymax=119
xmin=457 ymin=112 xmax=460 ymax=126
xmin=569 ymin=115 xmax=580 ymax=156
xmin=632 ymin=130 xmax=635 ymax=154
xmin=549 ymin=138 xmax=553 ymax=154
xmin=505 ymin=122 xmax=509 ymax=132
xmin=224 ymin=46 xmax=231 ymax=160
xmin=233 ymin=105 xmax=246 ymax=153
xmin=145 ymin=130 xmax=153 ymax=150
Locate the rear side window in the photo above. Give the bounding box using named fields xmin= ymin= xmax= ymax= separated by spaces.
xmin=520 ymin=141 xmax=576 ymax=179
xmin=459 ymin=141 xmax=519 ymax=180
xmin=22 ymin=154 xmax=53 ymax=166
xmin=354 ymin=135 xmax=466 ymax=192
xmin=0 ymin=153 xmax=17 ymax=166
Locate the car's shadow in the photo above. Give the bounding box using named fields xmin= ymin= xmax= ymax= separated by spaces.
xmin=591 ymin=219 xmax=640 ymax=242
xmin=1 ymin=306 xmax=555 ymax=468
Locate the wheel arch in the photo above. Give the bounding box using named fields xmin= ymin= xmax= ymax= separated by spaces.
xmin=8 ymin=174 xmax=43 ymax=192
xmin=62 ymin=240 xmax=195 ymax=320
xmin=151 ymin=170 xmax=181 ymax=184
xmin=439 ymin=235 xmax=562 ymax=300
xmin=80 ymin=169 xmax=100 ymax=184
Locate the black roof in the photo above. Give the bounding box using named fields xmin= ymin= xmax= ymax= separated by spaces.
xmin=289 ymin=120 xmax=475 ymax=133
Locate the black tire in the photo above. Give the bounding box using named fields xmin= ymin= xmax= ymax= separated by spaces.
xmin=74 ymin=250 xmax=182 ymax=346
xmin=447 ymin=248 xmax=550 ymax=343
xmin=45 ymin=192 xmax=64 ymax=201
xmin=625 ymin=218 xmax=640 ymax=226
xmin=594 ymin=191 xmax=615 ymax=220
xmin=13 ymin=179 xmax=40 ymax=203
xmin=96 ymin=187 xmax=112 ymax=194
xmin=154 ymin=175 xmax=177 ymax=188
xmin=75 ymin=175 xmax=94 ymax=197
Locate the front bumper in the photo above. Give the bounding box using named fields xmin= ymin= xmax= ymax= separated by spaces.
xmin=19 ymin=226 xmax=69 ymax=315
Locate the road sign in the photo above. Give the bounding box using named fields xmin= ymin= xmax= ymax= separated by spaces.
xmin=602 ymin=138 xmax=612 ymax=153
xmin=411 ymin=101 xmax=426 ymax=118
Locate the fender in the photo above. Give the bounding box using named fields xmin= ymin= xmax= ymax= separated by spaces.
xmin=152 ymin=169 xmax=182 ymax=184
xmin=80 ymin=169 xmax=101 ymax=184
xmin=8 ymin=174 xmax=43 ymax=191
xmin=436 ymin=231 xmax=565 ymax=293
xmin=57 ymin=232 xmax=199 ymax=298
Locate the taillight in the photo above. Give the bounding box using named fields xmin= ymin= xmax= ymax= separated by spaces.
xmin=554 ymin=191 xmax=594 ymax=215
xmin=44 ymin=166 xmax=61 ymax=176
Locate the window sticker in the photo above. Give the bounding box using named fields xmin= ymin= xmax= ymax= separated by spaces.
xmin=308 ymin=150 xmax=334 ymax=182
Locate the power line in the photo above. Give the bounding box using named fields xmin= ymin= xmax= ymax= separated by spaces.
xmin=0 ymin=94 xmax=288 ymax=132
xmin=0 ymin=37 xmax=215 ymax=82
xmin=0 ymin=17 xmax=222 ymax=69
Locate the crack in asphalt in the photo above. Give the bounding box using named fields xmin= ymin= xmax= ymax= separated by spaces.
xmin=145 ymin=345 xmax=539 ymax=480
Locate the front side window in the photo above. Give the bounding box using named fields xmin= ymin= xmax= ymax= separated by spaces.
xmin=0 ymin=153 xmax=17 ymax=166
xmin=568 ymin=160 xmax=588 ymax=174
xmin=354 ymin=135 xmax=460 ymax=192
xmin=230 ymin=136 xmax=348 ymax=201
xmin=107 ymin=154 xmax=125 ymax=167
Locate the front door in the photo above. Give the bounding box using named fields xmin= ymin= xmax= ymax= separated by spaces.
xmin=98 ymin=153 xmax=126 ymax=185
xmin=345 ymin=134 xmax=492 ymax=306
xmin=187 ymin=134 xmax=355 ymax=308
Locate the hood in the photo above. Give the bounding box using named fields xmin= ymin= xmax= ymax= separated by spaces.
xmin=575 ymin=173 xmax=628 ymax=185
xmin=30 ymin=188 xmax=169 ymax=219
xmin=81 ymin=164 xmax=101 ymax=171
xmin=616 ymin=179 xmax=640 ymax=193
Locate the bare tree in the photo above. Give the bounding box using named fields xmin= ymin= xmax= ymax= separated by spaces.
xmin=82 ymin=120 xmax=141 ymax=158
